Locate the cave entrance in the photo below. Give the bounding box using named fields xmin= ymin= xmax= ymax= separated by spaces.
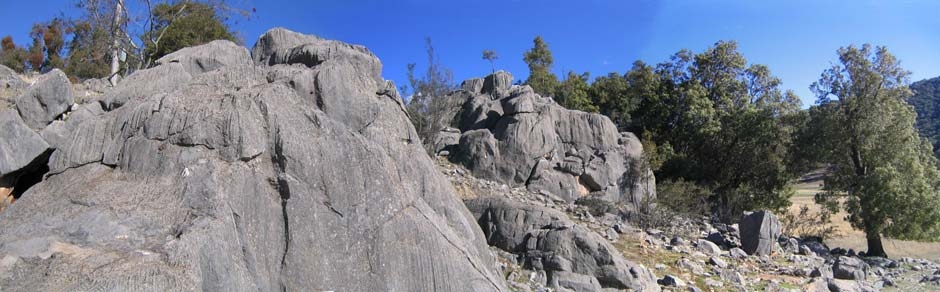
xmin=0 ymin=151 xmax=51 ymax=213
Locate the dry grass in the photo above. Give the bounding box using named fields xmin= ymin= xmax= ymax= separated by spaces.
xmin=790 ymin=170 xmax=940 ymax=261
xmin=615 ymin=233 xmax=710 ymax=289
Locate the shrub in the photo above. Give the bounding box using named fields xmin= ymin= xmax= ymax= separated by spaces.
xmin=781 ymin=204 xmax=837 ymax=240
xmin=656 ymin=179 xmax=712 ymax=218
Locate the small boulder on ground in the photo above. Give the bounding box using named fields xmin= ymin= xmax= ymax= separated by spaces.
xmin=833 ymin=256 xmax=869 ymax=280
xmin=708 ymin=256 xmax=728 ymax=268
xmin=828 ymin=278 xmax=876 ymax=292
xmin=658 ymin=275 xmax=684 ymax=287
xmin=739 ymin=210 xmax=781 ymax=256
xmin=696 ymin=239 xmax=722 ymax=255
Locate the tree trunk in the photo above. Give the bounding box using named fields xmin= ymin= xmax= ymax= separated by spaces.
xmin=865 ymin=230 xmax=887 ymax=257
xmin=109 ymin=0 xmax=125 ymax=86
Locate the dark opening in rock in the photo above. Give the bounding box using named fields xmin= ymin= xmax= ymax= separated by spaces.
xmin=1 ymin=150 xmax=51 ymax=212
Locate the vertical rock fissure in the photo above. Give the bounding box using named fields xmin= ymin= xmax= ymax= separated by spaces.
xmin=273 ymin=130 xmax=291 ymax=292
xmin=258 ymin=99 xmax=292 ymax=291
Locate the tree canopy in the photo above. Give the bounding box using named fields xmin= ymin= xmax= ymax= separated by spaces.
xmin=523 ymin=36 xmax=560 ymax=97
xmin=143 ymin=1 xmax=239 ymax=63
xmin=0 ymin=36 xmax=28 ymax=72
xmin=1 ymin=0 xmax=246 ymax=81
xmin=556 ymin=71 xmax=598 ymax=112
xmin=482 ymin=49 xmax=497 ymax=73
xmin=805 ymin=44 xmax=940 ymax=257
xmin=626 ymin=41 xmax=803 ymax=221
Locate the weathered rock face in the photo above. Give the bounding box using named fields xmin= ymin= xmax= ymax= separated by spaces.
xmin=0 ymin=110 xmax=50 ymax=176
xmin=466 ymin=196 xmax=660 ymax=292
xmin=0 ymin=65 xmax=26 ymax=108
xmin=739 ymin=210 xmax=781 ymax=256
xmin=0 ymin=29 xmax=507 ymax=292
xmin=449 ymin=71 xmax=655 ymax=207
xmin=14 ymin=69 xmax=73 ymax=130
xmin=155 ymin=39 xmax=253 ymax=75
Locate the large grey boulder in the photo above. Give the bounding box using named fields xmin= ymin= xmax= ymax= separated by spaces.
xmin=466 ymin=196 xmax=660 ymax=292
xmin=450 ymin=72 xmax=655 ymax=208
xmin=251 ymin=27 xmax=322 ymax=65
xmin=430 ymin=128 xmax=461 ymax=155
xmin=155 ymin=40 xmax=252 ymax=75
xmin=251 ymin=27 xmax=383 ymax=89
xmin=833 ymin=256 xmax=869 ymax=280
xmin=14 ymin=69 xmax=73 ymax=129
xmin=483 ymin=70 xmax=513 ymax=99
xmin=0 ymin=29 xmax=507 ymax=292
xmin=739 ymin=210 xmax=781 ymax=256
xmin=0 ymin=110 xmax=50 ymax=176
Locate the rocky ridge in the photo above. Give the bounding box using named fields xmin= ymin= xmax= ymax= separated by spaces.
xmin=0 ymin=28 xmax=507 ymax=291
xmin=1 ymin=26 xmax=939 ymax=292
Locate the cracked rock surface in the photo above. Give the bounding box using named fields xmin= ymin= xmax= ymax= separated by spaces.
xmin=445 ymin=71 xmax=656 ymax=208
xmin=0 ymin=28 xmax=507 ymax=292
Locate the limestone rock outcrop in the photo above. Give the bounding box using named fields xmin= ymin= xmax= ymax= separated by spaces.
xmin=0 ymin=28 xmax=507 ymax=292
xmin=466 ymin=196 xmax=660 ymax=292
xmin=448 ymin=71 xmax=655 ymax=207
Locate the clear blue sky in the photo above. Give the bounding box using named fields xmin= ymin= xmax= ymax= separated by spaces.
xmin=2 ymin=0 xmax=938 ymax=106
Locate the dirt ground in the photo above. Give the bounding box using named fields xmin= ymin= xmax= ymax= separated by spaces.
xmin=789 ymin=169 xmax=940 ymax=262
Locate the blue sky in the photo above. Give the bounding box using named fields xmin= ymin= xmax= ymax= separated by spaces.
xmin=1 ymin=0 xmax=938 ymax=106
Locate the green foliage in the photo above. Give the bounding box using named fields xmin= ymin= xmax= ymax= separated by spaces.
xmin=0 ymin=36 xmax=28 ymax=72
xmin=64 ymin=19 xmax=111 ymax=79
xmin=656 ymin=179 xmax=713 ymax=218
xmin=590 ymin=70 xmax=640 ymax=128
xmin=402 ymin=37 xmax=458 ymax=152
xmin=24 ymin=19 xmax=68 ymax=73
xmin=628 ymin=41 xmax=801 ymax=221
xmin=523 ymin=36 xmax=560 ymax=97
xmin=639 ymin=130 xmax=670 ymax=172
xmin=806 ymin=44 xmax=940 ymax=256
xmin=908 ymin=76 xmax=940 ymax=156
xmin=556 ymin=71 xmax=598 ymax=112
xmin=143 ymin=1 xmax=238 ymax=63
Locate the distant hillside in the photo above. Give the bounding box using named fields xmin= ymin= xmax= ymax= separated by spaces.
xmin=909 ymin=76 xmax=940 ymax=154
